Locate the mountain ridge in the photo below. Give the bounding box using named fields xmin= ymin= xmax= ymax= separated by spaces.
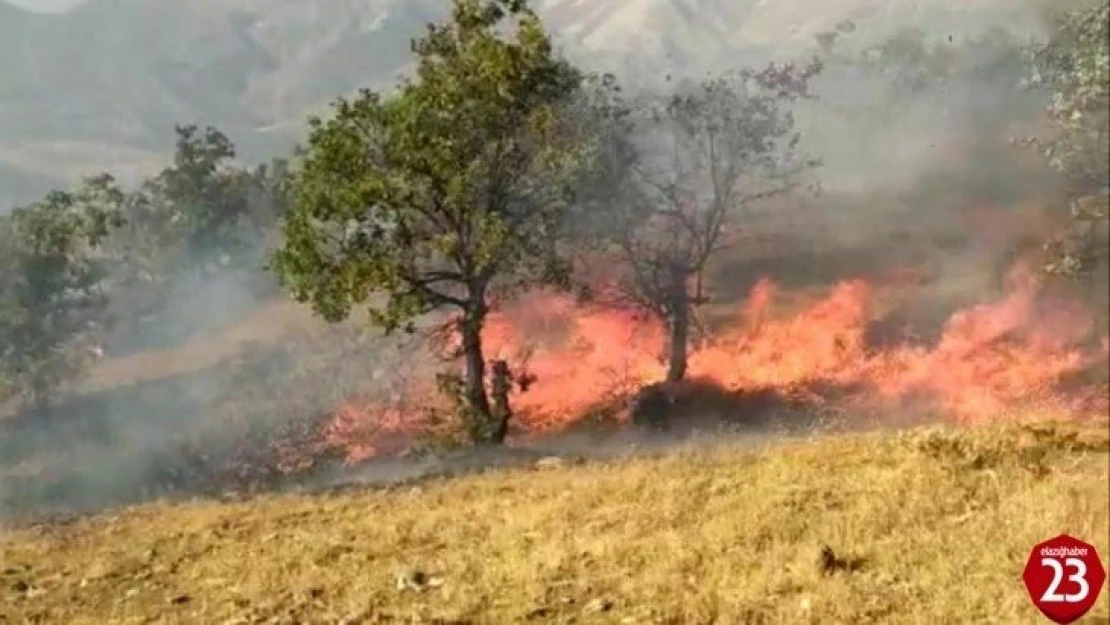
xmin=0 ymin=0 xmax=1047 ymax=209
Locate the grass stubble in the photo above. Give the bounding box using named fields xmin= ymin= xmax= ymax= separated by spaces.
xmin=1 ymin=418 xmax=1108 ymax=624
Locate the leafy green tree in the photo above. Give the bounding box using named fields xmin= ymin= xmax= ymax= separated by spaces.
xmin=0 ymin=175 xmax=124 ymax=413
xmin=118 ymin=125 xmax=284 ymax=283
xmin=1031 ymin=2 xmax=1109 ymax=196
xmin=605 ymin=65 xmax=821 ymax=384
xmin=107 ymin=126 xmax=292 ymax=342
xmin=271 ymin=0 xmax=598 ymax=443
xmin=1030 ymin=2 xmax=1109 ymax=287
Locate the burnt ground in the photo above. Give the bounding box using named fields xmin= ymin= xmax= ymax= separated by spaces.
xmin=0 ymin=390 xmax=925 ymax=529
xmin=295 ymin=389 xmax=936 ymax=499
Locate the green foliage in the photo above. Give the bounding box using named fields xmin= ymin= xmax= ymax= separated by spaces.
xmin=0 ymin=122 xmax=292 ymax=404
xmin=271 ymin=0 xmax=601 ymax=440
xmin=273 ymin=0 xmax=589 ymax=326
xmin=1031 ymin=1 xmax=1109 ymax=195
xmin=1030 ymin=2 xmax=1109 ymax=283
xmin=98 ymin=126 xmax=292 ymax=347
xmin=0 ymin=175 xmax=125 ymax=410
xmin=118 ymin=125 xmax=290 ymax=286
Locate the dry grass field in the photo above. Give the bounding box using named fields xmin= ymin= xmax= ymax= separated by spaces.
xmin=2 ymin=419 xmax=1107 ymax=624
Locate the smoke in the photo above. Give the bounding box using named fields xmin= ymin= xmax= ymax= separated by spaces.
xmin=738 ymin=21 xmax=1069 ymax=334
xmin=1 ymin=1 xmax=1101 ymax=522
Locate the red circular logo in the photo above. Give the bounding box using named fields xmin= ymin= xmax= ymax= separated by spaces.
xmin=1022 ymin=534 xmax=1107 ymax=624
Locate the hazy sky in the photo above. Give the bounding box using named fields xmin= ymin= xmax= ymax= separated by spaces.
xmin=7 ymin=0 xmax=86 ymax=12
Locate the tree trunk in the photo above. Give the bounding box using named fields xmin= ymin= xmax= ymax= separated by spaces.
xmin=488 ymin=359 xmax=513 ymax=444
xmin=665 ymin=267 xmax=690 ymax=384
xmin=459 ymin=297 xmax=500 ymax=443
xmin=30 ymin=379 xmax=51 ymax=421
xmin=666 ymin=300 xmax=690 ymax=383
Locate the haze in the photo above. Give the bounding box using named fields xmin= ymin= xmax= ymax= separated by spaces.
xmin=0 ymin=0 xmax=1050 ymax=210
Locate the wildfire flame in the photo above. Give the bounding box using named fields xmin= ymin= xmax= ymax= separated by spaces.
xmin=325 ymin=261 xmax=1109 ymax=462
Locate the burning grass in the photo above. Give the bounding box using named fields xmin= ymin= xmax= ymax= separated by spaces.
xmin=3 ymin=202 xmax=1105 ymax=524
xmin=1 ymin=419 xmax=1107 ymax=624
xmin=3 ymin=250 xmax=1105 ymax=520
xmin=326 ymin=259 xmax=1110 ymax=462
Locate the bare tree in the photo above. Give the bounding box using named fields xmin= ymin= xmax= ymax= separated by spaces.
xmin=609 ymin=62 xmax=822 ymax=384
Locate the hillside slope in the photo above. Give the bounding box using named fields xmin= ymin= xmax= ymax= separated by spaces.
xmin=0 ymin=0 xmax=1049 ymax=208
xmin=2 ymin=421 xmax=1107 ymax=623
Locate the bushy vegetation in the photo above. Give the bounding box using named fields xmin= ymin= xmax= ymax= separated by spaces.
xmin=0 ymin=176 xmax=123 ymax=413
xmin=1031 ymin=2 xmax=1110 ymax=291
xmin=0 ymin=125 xmax=290 ymax=417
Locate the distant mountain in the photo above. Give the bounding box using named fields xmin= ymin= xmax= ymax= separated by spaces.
xmin=0 ymin=0 xmax=1047 ymax=209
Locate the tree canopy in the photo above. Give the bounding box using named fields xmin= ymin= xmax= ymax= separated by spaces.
xmin=271 ymin=0 xmax=602 ymax=442
xmin=603 ymin=64 xmax=821 ymax=384
xmin=0 ymin=122 xmax=290 ymax=410
xmin=1031 ymin=2 xmax=1109 ymax=287
xmin=1031 ymin=1 xmax=1109 ymax=196
xmin=0 ymin=175 xmax=124 ymax=411
xmin=117 ymin=125 xmax=289 ymax=287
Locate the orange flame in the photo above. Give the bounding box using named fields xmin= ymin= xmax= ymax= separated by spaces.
xmin=325 ymin=263 xmax=1108 ymax=461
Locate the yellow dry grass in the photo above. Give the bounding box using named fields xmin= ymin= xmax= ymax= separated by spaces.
xmin=2 ymin=420 xmax=1108 ymax=625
